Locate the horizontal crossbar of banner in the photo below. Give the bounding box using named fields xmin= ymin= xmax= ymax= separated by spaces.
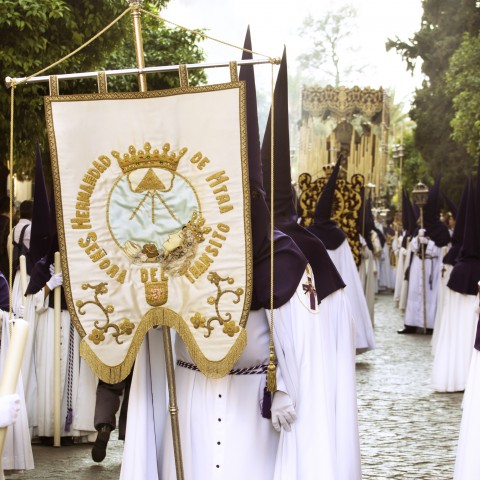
xmin=5 ymin=58 xmax=279 ymax=88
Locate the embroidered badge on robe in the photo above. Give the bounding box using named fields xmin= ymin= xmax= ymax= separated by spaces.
xmin=45 ymin=84 xmax=252 ymax=382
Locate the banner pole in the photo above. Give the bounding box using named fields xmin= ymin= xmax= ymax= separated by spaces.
xmin=53 ymin=251 xmax=62 ymax=446
xmin=127 ymin=2 xmax=184 ymax=478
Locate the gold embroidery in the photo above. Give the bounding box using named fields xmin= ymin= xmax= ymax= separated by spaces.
xmin=191 ymin=271 xmax=244 ymax=338
xmin=112 ymin=142 xmax=187 ymax=174
xmin=76 ymin=282 xmax=135 ymax=344
xmin=46 ymin=83 xmax=253 ymax=380
xmin=298 ymin=168 xmax=364 ymax=266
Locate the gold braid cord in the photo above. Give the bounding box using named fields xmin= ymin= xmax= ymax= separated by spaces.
xmin=267 ymin=62 xmax=277 ymax=394
xmin=298 ymin=166 xmax=364 ymax=266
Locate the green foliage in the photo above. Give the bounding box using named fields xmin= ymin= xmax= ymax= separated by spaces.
xmin=446 ymin=33 xmax=480 ymax=160
xmin=0 ymin=0 xmax=205 ymax=180
xmin=297 ymin=5 xmax=366 ymax=87
xmin=386 ymin=0 xmax=480 ymax=202
xmin=400 ymin=132 xmax=432 ymax=199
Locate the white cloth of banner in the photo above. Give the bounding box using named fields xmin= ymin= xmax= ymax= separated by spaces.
xmin=404 ymin=237 xmax=443 ymax=329
xmin=0 ymin=312 xmax=34 ymax=470
xmin=432 ymin=289 xmax=478 ymax=392
xmin=454 ymin=327 xmax=480 ymax=480
xmin=327 ymin=238 xmax=375 ymax=354
xmin=46 ymin=84 xmax=251 ymax=382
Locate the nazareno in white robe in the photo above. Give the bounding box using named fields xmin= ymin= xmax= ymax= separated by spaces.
xmin=326 ymin=238 xmax=375 ymax=354
xmin=404 ymin=237 xmax=443 ymax=329
xmin=121 ymin=270 xmax=361 ymax=480
xmin=0 ymin=311 xmax=34 ymax=471
xmin=31 ymin=291 xmax=97 ymax=439
xmin=454 ymin=297 xmax=480 ymax=479
xmin=431 ymin=288 xmax=478 ymax=392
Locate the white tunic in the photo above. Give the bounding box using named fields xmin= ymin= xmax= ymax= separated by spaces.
xmin=431 ymin=288 xmax=478 ymax=392
xmin=32 ymin=292 xmax=96 ymax=438
xmin=404 ymin=237 xmax=443 ymax=329
xmin=0 ymin=311 xmax=34 ymax=471
xmin=327 ymin=239 xmax=375 ymax=354
xmin=454 ymin=301 xmax=480 ymax=479
xmin=121 ymin=274 xmax=361 ymax=480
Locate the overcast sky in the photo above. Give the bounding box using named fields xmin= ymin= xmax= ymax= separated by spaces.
xmin=162 ymin=0 xmax=425 ymax=109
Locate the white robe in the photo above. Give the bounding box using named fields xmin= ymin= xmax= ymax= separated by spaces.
xmin=121 ymin=275 xmax=361 ymax=480
xmin=358 ymin=238 xmax=376 ymax=324
xmin=431 ymin=288 xmax=478 ymax=392
xmin=393 ymin=243 xmax=406 ymax=305
xmin=32 ymin=292 xmax=96 ymax=438
xmin=399 ymin=242 xmax=414 ymax=312
xmin=273 ymin=286 xmax=361 ymax=480
xmin=120 ymin=328 xmax=168 ymax=480
xmin=0 ymin=311 xmax=34 ymax=470
xmin=431 ymin=263 xmax=452 ymax=356
xmin=327 ymin=239 xmax=375 ymax=354
xmin=404 ymin=237 xmax=443 ymax=329
xmin=454 ymin=303 xmax=480 ymax=479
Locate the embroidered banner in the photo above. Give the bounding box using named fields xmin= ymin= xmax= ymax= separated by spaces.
xmin=45 ymin=84 xmax=252 ymax=382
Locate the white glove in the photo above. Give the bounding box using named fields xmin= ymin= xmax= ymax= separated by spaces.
xmin=15 ymin=305 xmax=25 ymax=319
xmin=418 ymin=236 xmax=429 ymax=245
xmin=0 ymin=394 xmax=20 ymax=428
xmin=271 ymin=391 xmax=296 ymax=432
xmin=46 ymin=272 xmax=63 ymax=290
xmin=418 ymin=228 xmax=426 ymax=237
xmin=49 ymin=263 xmax=55 ymax=276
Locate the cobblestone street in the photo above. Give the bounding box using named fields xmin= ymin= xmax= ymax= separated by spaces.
xmin=5 ymin=292 xmax=464 ymax=479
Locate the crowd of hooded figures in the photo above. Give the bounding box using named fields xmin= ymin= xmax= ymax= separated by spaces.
xmin=390 ymin=167 xmax=480 ymax=479
xmin=0 ymin=27 xmax=478 ymax=480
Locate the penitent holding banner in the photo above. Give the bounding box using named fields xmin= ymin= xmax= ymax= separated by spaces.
xmin=45 ymin=82 xmax=252 ymax=383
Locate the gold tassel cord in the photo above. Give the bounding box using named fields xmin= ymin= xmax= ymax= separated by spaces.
xmin=267 ymin=61 xmax=277 ymax=394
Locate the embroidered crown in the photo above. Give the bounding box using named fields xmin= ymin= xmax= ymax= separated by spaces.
xmin=185 ymin=211 xmax=211 ymax=243
xmin=112 ymin=142 xmax=188 ymax=174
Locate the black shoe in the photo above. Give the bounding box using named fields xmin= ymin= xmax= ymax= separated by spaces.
xmin=397 ymin=326 xmax=417 ymax=334
xmin=91 ymin=425 xmax=112 ymax=463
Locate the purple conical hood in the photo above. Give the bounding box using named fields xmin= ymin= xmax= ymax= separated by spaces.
xmin=307 ymin=154 xmax=346 ymax=250
xmin=261 ymin=48 xmax=296 ymax=222
xmin=442 ymin=191 xmax=458 ymax=218
xmin=443 ymin=179 xmax=468 ymax=266
xmin=239 ymin=28 xmax=307 ymax=309
xmin=29 ymin=144 xmax=51 ymax=270
xmin=448 ymin=177 xmax=480 ymax=295
xmin=423 ymin=177 xmax=450 ymax=247
xmin=260 ymin=48 xmax=345 ymax=301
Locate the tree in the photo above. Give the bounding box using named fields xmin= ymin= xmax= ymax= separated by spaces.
xmin=386 ymin=0 xmax=480 ymax=203
xmin=0 ymin=0 xmax=206 ymax=180
xmin=445 ymin=33 xmax=480 ymax=161
xmin=297 ymin=5 xmax=366 ymax=87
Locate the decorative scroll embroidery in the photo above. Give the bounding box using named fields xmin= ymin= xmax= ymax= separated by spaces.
xmin=191 ymin=271 xmax=244 ymax=338
xmin=77 ymin=282 xmax=135 ymax=344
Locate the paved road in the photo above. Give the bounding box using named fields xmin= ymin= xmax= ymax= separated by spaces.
xmin=5 ymin=292 xmax=464 ymax=479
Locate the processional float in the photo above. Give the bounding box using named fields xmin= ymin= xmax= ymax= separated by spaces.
xmin=295 ymin=85 xmax=390 ymax=265
xmin=5 ymin=2 xmax=281 ymax=478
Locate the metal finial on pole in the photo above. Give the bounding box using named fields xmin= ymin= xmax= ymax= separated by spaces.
xmin=412 ymin=181 xmax=429 ymax=335
xmin=128 ymin=0 xmax=147 ymax=92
